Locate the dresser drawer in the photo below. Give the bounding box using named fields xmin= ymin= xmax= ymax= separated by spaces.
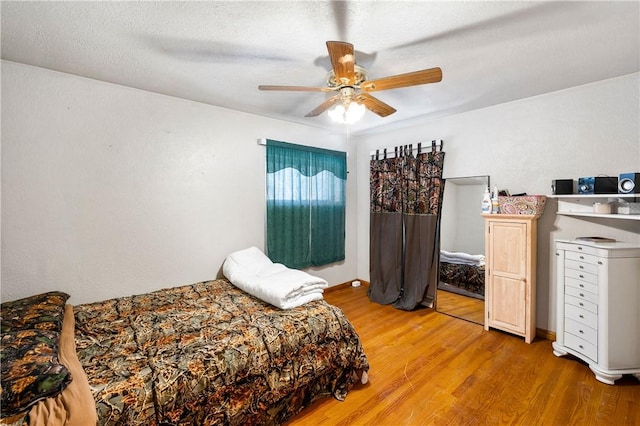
xmin=565 ymin=284 xmax=598 ymax=305
xmin=565 ymin=249 xmax=599 ymax=264
xmin=565 ymin=318 xmax=598 ymax=346
xmin=565 ymin=259 xmax=599 ymax=275
xmin=565 ymin=277 xmax=598 ymax=295
xmin=565 ymin=268 xmax=598 ymax=285
xmin=565 ymin=294 xmax=597 ymax=314
xmin=564 ymin=244 xmax=599 ymax=258
xmin=564 ymin=331 xmax=598 ymax=362
xmin=565 ymin=303 xmax=598 ymax=329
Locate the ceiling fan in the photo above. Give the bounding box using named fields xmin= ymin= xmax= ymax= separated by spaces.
xmin=258 ymin=41 xmax=442 ymax=120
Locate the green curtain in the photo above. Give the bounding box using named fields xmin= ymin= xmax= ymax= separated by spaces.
xmin=266 ymin=139 xmax=346 ymax=269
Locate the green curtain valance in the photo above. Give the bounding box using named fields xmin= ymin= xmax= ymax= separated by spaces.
xmin=266 ymin=139 xmax=346 ymax=179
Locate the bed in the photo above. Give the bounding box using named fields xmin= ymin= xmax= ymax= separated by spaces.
xmin=1 ymin=278 xmax=369 ymax=425
xmin=438 ymin=250 xmax=486 ymax=300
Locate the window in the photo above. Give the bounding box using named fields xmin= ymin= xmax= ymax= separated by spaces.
xmin=266 ymin=140 xmax=346 ymax=269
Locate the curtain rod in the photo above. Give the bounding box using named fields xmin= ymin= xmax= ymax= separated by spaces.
xmin=369 ymin=140 xmax=443 ymax=158
xmin=260 ymin=138 xmax=442 ymax=152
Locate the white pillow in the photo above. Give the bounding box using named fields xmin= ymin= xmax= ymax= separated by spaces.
xmin=225 ymin=246 xmax=273 ymax=276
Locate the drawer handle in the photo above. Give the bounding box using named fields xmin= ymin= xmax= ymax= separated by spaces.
xmin=579 ymin=284 xmax=584 ymax=288
xmin=579 ymin=274 xmax=584 ymax=278
xmin=579 ymin=315 xmax=584 ymax=319
xmin=579 ymin=345 xmax=584 ymax=349
xmin=579 ymin=330 xmax=584 ymax=334
xmin=579 ymin=256 xmax=584 ymax=259
xmin=578 ymin=247 xmax=583 ymax=250
xmin=598 ymin=261 xmax=603 ymax=265
xmin=579 ymin=303 xmax=584 ymax=307
xmin=579 ymin=265 xmax=584 ymax=269
xmin=579 ymin=293 xmax=585 ymax=297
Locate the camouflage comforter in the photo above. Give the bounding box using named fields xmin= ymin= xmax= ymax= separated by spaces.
xmin=439 ymin=262 xmax=485 ymax=298
xmin=74 ymin=279 xmax=368 ymax=425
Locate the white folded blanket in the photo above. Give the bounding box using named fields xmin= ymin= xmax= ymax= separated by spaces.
xmin=222 ymin=247 xmax=328 ymax=309
xmin=440 ymin=250 xmax=485 ymax=267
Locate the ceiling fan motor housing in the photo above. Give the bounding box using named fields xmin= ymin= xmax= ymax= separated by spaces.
xmin=327 ymin=64 xmax=368 ymax=88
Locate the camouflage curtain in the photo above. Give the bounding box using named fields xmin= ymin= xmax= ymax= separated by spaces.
xmin=368 ymin=142 xmax=445 ymax=310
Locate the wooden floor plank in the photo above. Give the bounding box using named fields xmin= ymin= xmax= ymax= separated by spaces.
xmin=286 ymin=284 xmax=640 ymax=426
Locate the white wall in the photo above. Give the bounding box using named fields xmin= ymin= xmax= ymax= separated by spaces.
xmin=1 ymin=61 xmax=358 ymax=305
xmin=2 ymin=61 xmax=638 ymax=334
xmin=355 ymin=73 xmax=640 ymax=332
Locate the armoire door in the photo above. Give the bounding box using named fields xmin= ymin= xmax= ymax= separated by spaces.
xmin=486 ymin=220 xmax=528 ymax=336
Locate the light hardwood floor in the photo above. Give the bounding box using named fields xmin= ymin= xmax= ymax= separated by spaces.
xmin=286 ymin=284 xmax=640 ymax=426
xmin=436 ymin=289 xmax=485 ymax=325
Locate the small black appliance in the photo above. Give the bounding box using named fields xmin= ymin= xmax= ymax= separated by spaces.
xmin=618 ymin=173 xmax=640 ymax=194
xmin=551 ymin=179 xmax=573 ymax=195
xmin=578 ymin=177 xmax=617 ymax=194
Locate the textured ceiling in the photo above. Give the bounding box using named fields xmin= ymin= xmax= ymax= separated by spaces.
xmin=2 ymin=1 xmax=638 ymax=134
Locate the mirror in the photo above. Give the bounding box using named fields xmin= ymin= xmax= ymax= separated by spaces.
xmin=436 ymin=175 xmax=489 ymax=325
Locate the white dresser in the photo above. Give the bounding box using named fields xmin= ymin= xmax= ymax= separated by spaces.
xmin=552 ymin=239 xmax=640 ymax=384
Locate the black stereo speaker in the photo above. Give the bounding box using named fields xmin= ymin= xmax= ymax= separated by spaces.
xmin=551 ymin=179 xmax=573 ymax=195
xmin=578 ymin=176 xmax=617 ymax=194
xmin=619 ymin=172 xmax=640 ymax=194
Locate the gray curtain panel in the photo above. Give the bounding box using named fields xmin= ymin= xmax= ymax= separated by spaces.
xmin=368 ymin=143 xmax=445 ymax=311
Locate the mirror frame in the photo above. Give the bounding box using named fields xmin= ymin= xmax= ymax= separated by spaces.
xmin=436 ymin=175 xmax=489 ymax=325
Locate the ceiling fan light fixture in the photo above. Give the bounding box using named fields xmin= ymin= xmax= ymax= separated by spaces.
xmin=329 ymin=101 xmax=365 ymax=124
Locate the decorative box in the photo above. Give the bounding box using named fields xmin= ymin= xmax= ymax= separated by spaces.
xmin=498 ymin=195 xmax=547 ymax=215
xmin=617 ymin=202 xmax=640 ymax=215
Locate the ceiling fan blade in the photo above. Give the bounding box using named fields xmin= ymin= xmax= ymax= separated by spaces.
xmin=326 ymin=41 xmax=355 ymax=85
xmin=355 ymin=93 xmax=396 ymax=117
xmin=258 ymin=85 xmax=334 ymax=92
xmin=305 ymin=95 xmax=341 ymax=117
xmin=360 ymin=67 xmax=442 ymax=92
